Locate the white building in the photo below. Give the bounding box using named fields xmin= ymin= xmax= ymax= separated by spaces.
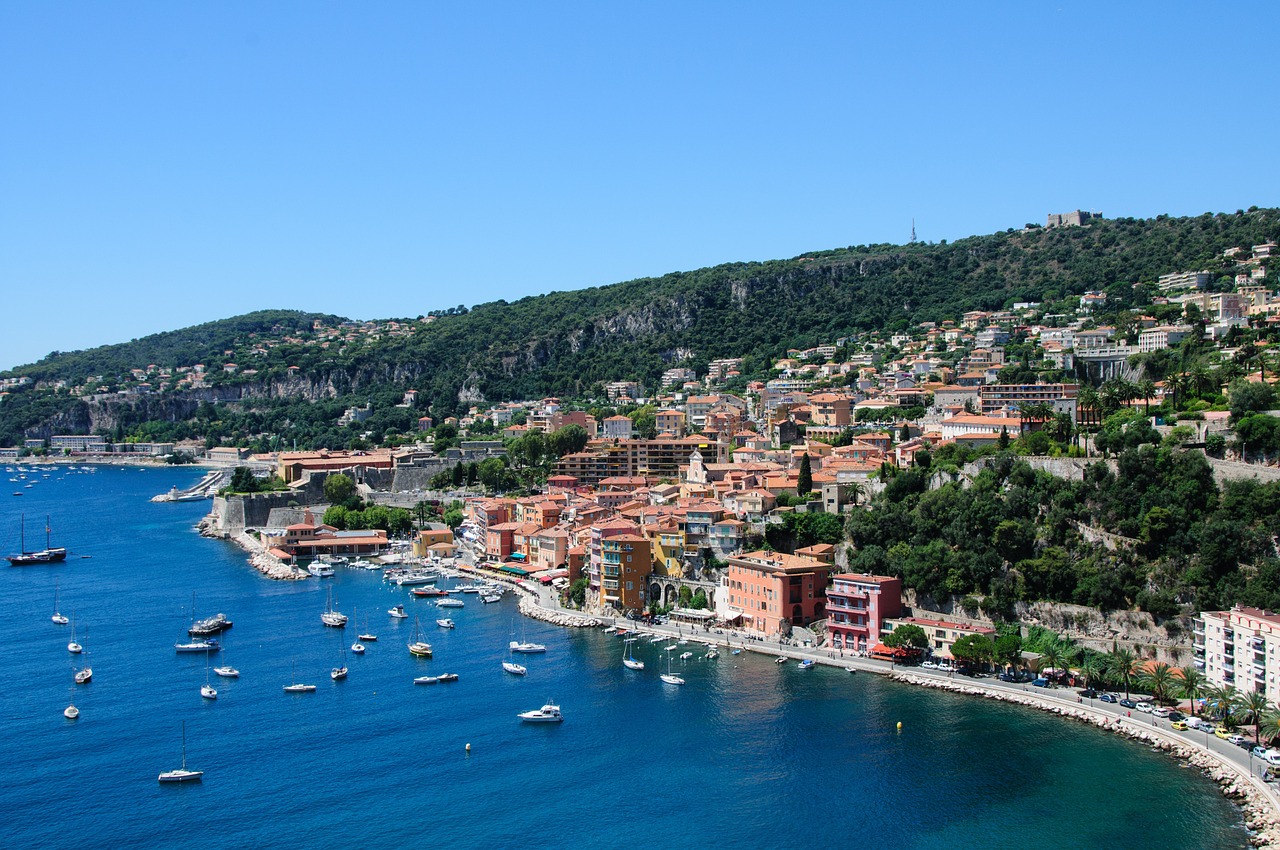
xmin=1193 ymin=606 xmax=1280 ymax=702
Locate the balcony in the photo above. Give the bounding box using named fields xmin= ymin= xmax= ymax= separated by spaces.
xmin=1253 ymin=637 xmax=1267 ymax=650
xmin=1194 ymin=659 xmax=1205 ymax=669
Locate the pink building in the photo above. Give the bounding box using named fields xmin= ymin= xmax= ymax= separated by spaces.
xmin=825 ymin=573 xmax=903 ymax=652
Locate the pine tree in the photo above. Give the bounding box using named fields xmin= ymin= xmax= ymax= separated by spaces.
xmin=797 ymin=453 xmax=812 ymax=496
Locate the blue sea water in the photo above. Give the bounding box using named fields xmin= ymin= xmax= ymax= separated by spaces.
xmin=0 ymin=466 xmax=1250 ymax=850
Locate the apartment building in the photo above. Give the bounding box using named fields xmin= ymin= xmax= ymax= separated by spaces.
xmin=826 ymin=573 xmax=903 ymax=653
xmin=1193 ymin=605 xmax=1280 ymax=701
xmin=722 ymin=551 xmax=831 ymax=635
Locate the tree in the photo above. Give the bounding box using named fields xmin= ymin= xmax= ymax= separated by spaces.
xmin=883 ymin=623 xmax=928 ymax=650
xmin=324 ymin=473 xmax=356 ymax=505
xmin=1233 ymin=690 xmax=1274 ymax=744
xmin=443 ymin=508 xmax=464 ymax=529
xmin=998 ymin=427 xmax=1010 ymax=450
xmin=568 ymin=577 xmax=588 ymax=607
xmin=229 ymin=466 xmax=259 ymax=493
xmin=548 ymin=424 xmax=589 ymax=458
xmin=1139 ymin=662 xmax=1176 ymax=705
xmin=1176 ymin=666 xmax=1205 ymax=716
xmin=797 ymin=453 xmax=812 ymax=496
xmin=1107 ymin=646 xmax=1140 ymax=698
xmin=994 ymin=633 xmax=1023 ymax=668
xmin=1260 ymin=709 xmax=1280 ymax=745
xmin=951 ymin=633 xmax=995 ymax=668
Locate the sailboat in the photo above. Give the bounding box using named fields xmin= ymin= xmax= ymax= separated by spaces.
xmin=358 ymin=613 xmax=378 ymax=642
xmin=64 ymin=685 xmax=79 ymax=720
xmin=623 ymin=638 xmax=644 ymax=670
xmin=7 ymin=513 xmax=68 ymax=565
xmin=661 ymin=649 xmax=685 ymax=686
xmin=283 ymin=661 xmax=317 ymax=693
xmin=331 ymin=646 xmax=348 ymax=681
xmin=351 ymin=608 xmax=366 ymax=654
xmin=201 ymin=656 xmax=218 ymax=700
xmin=51 ymin=580 xmax=68 ymax=624
xmin=503 ymin=642 xmax=528 ymax=676
xmin=68 ymin=614 xmax=82 ymax=654
xmin=157 ymin=721 xmax=203 ymax=783
xmin=75 ymin=651 xmax=93 ymax=684
xmin=321 ymin=588 xmax=348 ymax=627
xmin=509 ymin=620 xmax=547 ymax=654
xmin=407 ymin=616 xmax=433 ymax=658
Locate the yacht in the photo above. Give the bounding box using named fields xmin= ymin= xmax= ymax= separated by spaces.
xmin=798 ymin=659 xmax=816 ymax=670
xmin=307 ymin=562 xmax=335 ymax=578
xmin=407 ymin=617 xmax=433 ymax=658
xmin=518 ymin=703 xmax=563 ymax=723
xmin=481 ymin=593 xmax=502 ymax=604
xmin=188 ymin=612 xmax=233 ymax=637
xmin=436 ymin=598 xmax=464 ymax=609
xmin=213 ymin=664 xmax=240 ymax=678
xmin=283 ymin=682 xmax=317 ymax=693
xmin=388 ymin=604 xmax=409 ymax=619
xmin=510 ymin=640 xmax=547 ymax=654
xmin=175 ymin=638 xmax=220 ymax=654
xmin=321 ymin=589 xmax=348 ymax=627
xmin=435 ymin=618 xmax=455 ymax=629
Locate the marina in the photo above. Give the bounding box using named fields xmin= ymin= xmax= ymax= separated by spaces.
xmin=0 ymin=466 xmax=1254 ymax=850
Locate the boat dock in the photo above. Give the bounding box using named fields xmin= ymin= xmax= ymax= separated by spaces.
xmin=150 ymin=470 xmax=228 ymax=502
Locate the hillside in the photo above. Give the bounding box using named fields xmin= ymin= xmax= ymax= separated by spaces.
xmin=1 ymin=208 xmax=1277 ymax=446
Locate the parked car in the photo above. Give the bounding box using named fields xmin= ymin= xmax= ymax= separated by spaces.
xmin=1214 ymin=726 xmax=1231 ymax=739
xmin=1077 ymin=689 xmax=1097 ymax=699
xmin=998 ymin=672 xmax=1015 ymax=682
xmin=1135 ymin=702 xmax=1154 ymax=713
xmin=1266 ymin=750 xmax=1280 ymax=766
xmin=1167 ymin=711 xmax=1184 ymax=722
xmin=1229 ymin=734 xmax=1249 ymax=747
xmin=1099 ymin=693 xmax=1119 ymax=704
xmin=1171 ymin=720 xmax=1189 ymax=731
xmin=1119 ymin=698 xmax=1137 ymax=709
xmin=1253 ymin=746 xmax=1271 ymax=759
xmin=1032 ymin=678 xmax=1051 ymax=688
xmin=1152 ymin=707 xmax=1172 ymax=718
xmin=921 ymin=661 xmax=938 ymax=669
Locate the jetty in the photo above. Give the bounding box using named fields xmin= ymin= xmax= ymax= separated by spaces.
xmin=151 ymin=469 xmax=228 ymax=502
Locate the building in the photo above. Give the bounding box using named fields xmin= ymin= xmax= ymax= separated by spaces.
xmin=722 ymin=551 xmax=831 ymax=635
xmin=49 ymin=435 xmax=109 ymax=452
xmin=1193 ymin=605 xmax=1280 ymax=701
xmin=1137 ymin=325 xmax=1194 ymax=353
xmin=978 ymin=383 xmax=1079 ymax=418
xmin=600 ymin=534 xmax=652 ymax=611
xmin=553 ymin=436 xmax=726 ymax=486
xmin=276 ymin=449 xmax=394 ymax=484
xmin=826 ymin=573 xmax=903 ymax=652
xmin=883 ymin=616 xmax=997 ymax=660
xmin=261 ymin=510 xmax=389 ymax=559
xmin=601 ymin=415 xmax=634 ymax=440
xmin=1157 ymin=270 xmax=1212 ymax=294
xmin=1045 ymin=210 xmax=1101 ymax=228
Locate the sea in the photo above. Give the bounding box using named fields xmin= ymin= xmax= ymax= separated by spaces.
xmin=0 ymin=465 xmax=1250 ymax=850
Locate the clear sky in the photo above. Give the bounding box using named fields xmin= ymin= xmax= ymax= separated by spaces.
xmin=2 ymin=3 xmax=1277 ymax=371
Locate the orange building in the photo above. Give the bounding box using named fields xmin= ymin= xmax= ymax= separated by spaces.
xmin=600 ymin=534 xmax=652 ymax=612
xmin=724 ymin=550 xmax=830 ymax=635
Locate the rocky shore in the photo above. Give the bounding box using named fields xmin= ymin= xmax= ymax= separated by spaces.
xmin=196 ymin=514 xmax=306 ymax=581
xmin=516 ymin=594 xmax=600 ymax=628
xmin=892 ymin=672 xmax=1280 ymax=847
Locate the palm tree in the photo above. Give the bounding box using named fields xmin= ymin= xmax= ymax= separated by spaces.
xmin=1139 ymin=662 xmax=1176 ymax=705
xmin=1260 ymin=709 xmax=1280 ymax=746
xmin=1205 ymin=684 xmax=1241 ymax=725
xmin=1176 ymin=666 xmax=1205 ymax=717
xmin=1137 ymin=378 xmax=1157 ymax=414
xmin=1080 ymin=653 xmax=1107 ymax=691
xmin=1108 ymin=646 xmax=1140 ymax=699
xmin=1234 ymin=690 xmax=1274 ymax=744
xmin=1039 ymin=638 xmax=1077 ymax=682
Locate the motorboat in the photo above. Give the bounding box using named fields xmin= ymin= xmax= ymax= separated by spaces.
xmin=359 ymin=631 xmax=378 ymax=641
xmin=705 ymin=649 xmax=719 ymax=659
xmin=412 ymin=587 xmax=445 ymax=597
xmin=510 ymin=641 xmax=547 ymax=654
xmin=188 ymin=612 xmax=233 ymax=637
xmin=664 ymin=644 xmax=678 ymax=652
xmin=201 ymin=683 xmax=218 ymax=700
xmin=648 ymin=635 xmax=666 ymax=643
xmin=158 ymin=722 xmax=202 ymax=783
xmin=388 ymin=604 xmax=409 ymax=619
xmin=776 ymin=656 xmax=787 ymax=665
xmin=798 ymin=659 xmax=816 ymax=670
xmin=436 ymin=618 xmax=455 ymax=629
xmin=394 ymin=571 xmax=437 ymax=587
xmin=307 ymin=562 xmax=335 ymax=578
xmin=175 ymin=638 xmax=220 ymax=654
xmin=415 ymin=672 xmax=458 ymax=685
xmin=480 ymin=594 xmax=502 ymax=604
xmin=213 ymin=665 xmax=240 ymax=678
xmin=503 ymin=661 xmax=528 ymax=676
xmin=436 ymin=598 xmax=464 ymax=609
xmin=437 ymin=672 xmax=459 ymax=682
xmin=518 ymin=703 xmax=563 ymax=723
xmin=283 ymin=683 xmax=317 ymax=693
xmin=680 ymin=651 xmax=693 ymax=660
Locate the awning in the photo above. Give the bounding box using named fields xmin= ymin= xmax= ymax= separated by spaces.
xmin=723 ymin=609 xmax=745 ymax=622
xmin=509 ymin=552 xmax=526 ymax=560
xmin=498 ymin=564 xmax=529 ymax=576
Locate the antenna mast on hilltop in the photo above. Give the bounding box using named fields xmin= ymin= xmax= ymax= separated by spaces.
xmin=911 ymin=219 xmax=917 ymax=243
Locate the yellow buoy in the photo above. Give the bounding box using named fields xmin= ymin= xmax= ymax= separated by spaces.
xmin=896 ymin=721 xmax=903 ymax=731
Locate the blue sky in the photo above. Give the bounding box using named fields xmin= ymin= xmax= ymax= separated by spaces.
xmin=2 ymin=3 xmax=1277 ymax=371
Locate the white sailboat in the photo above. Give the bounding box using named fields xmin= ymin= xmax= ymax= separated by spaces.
xmin=67 ymin=614 xmax=82 ymax=654
xmin=331 ymin=647 xmax=348 ymax=681
xmin=321 ymin=588 xmax=348 ymax=627
xmin=64 ymin=685 xmax=79 ymax=720
xmin=201 ymin=657 xmax=218 ymax=700
xmin=407 ymin=617 xmax=432 ymax=658
xmin=158 ymin=721 xmax=203 ymax=783
xmin=350 ymin=607 xmax=365 ymax=654
xmin=509 ymin=620 xmax=546 ymax=654
xmin=623 ymin=638 xmax=644 ymax=670
xmin=503 ymin=642 xmax=528 ymax=676
xmin=661 ymin=649 xmax=685 ymax=686
xmin=51 ymin=580 xmax=69 ymax=625
xmin=213 ymin=639 xmax=239 ymax=678
xmin=75 ymin=651 xmax=93 ymax=684
xmin=283 ymin=662 xmax=317 ymax=693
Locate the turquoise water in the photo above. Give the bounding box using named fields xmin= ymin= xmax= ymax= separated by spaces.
xmin=0 ymin=466 xmax=1249 ymax=849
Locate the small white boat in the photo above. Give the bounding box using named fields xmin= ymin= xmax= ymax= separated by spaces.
xmin=481 ymin=594 xmax=502 ymax=604
xmin=388 ymin=605 xmax=409 ymax=619
xmin=661 ymin=673 xmax=686 ymax=685
xmin=436 ymin=618 xmax=455 ymax=629
xmin=175 ymin=638 xmax=219 ymax=654
xmin=307 ymin=562 xmax=335 ymax=578
xmin=503 ymin=661 xmax=528 ymax=676
xmin=213 ymin=665 xmax=240 ymax=678
xmin=331 ymin=666 xmax=347 ymax=681
xmin=437 ymin=598 xmax=464 ymax=609
xmin=518 ymin=703 xmax=563 ymax=722
xmin=158 ymin=721 xmax=202 ymax=783
xmin=64 ymin=703 xmax=79 ymax=720
xmin=359 ymin=632 xmax=377 ymax=642
xmin=201 ymin=683 xmax=218 ymax=700
xmin=648 ymin=635 xmax=666 ymax=643
xmin=75 ymin=665 xmax=93 ymax=684
xmin=68 ymin=616 xmax=82 ymax=654
xmin=705 ymin=649 xmax=719 ymax=659
xmin=664 ymin=644 xmax=678 ymax=652
xmin=510 ymin=641 xmax=547 ymax=654
xmin=414 ymin=672 xmax=459 ymax=685
xmin=52 ymin=581 xmax=69 ymax=625
xmin=351 ymin=640 xmax=365 ymax=655
xmin=776 ymin=656 xmax=787 ymax=665
xmin=283 ymin=683 xmax=316 ymax=693
xmin=798 ymin=659 xmax=816 ymax=670
xmin=680 ymin=652 xmax=693 ymax=660
xmin=623 ymin=638 xmax=644 ymax=670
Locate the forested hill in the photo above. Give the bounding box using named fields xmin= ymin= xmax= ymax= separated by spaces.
xmin=2 ymin=209 xmax=1278 ymax=444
